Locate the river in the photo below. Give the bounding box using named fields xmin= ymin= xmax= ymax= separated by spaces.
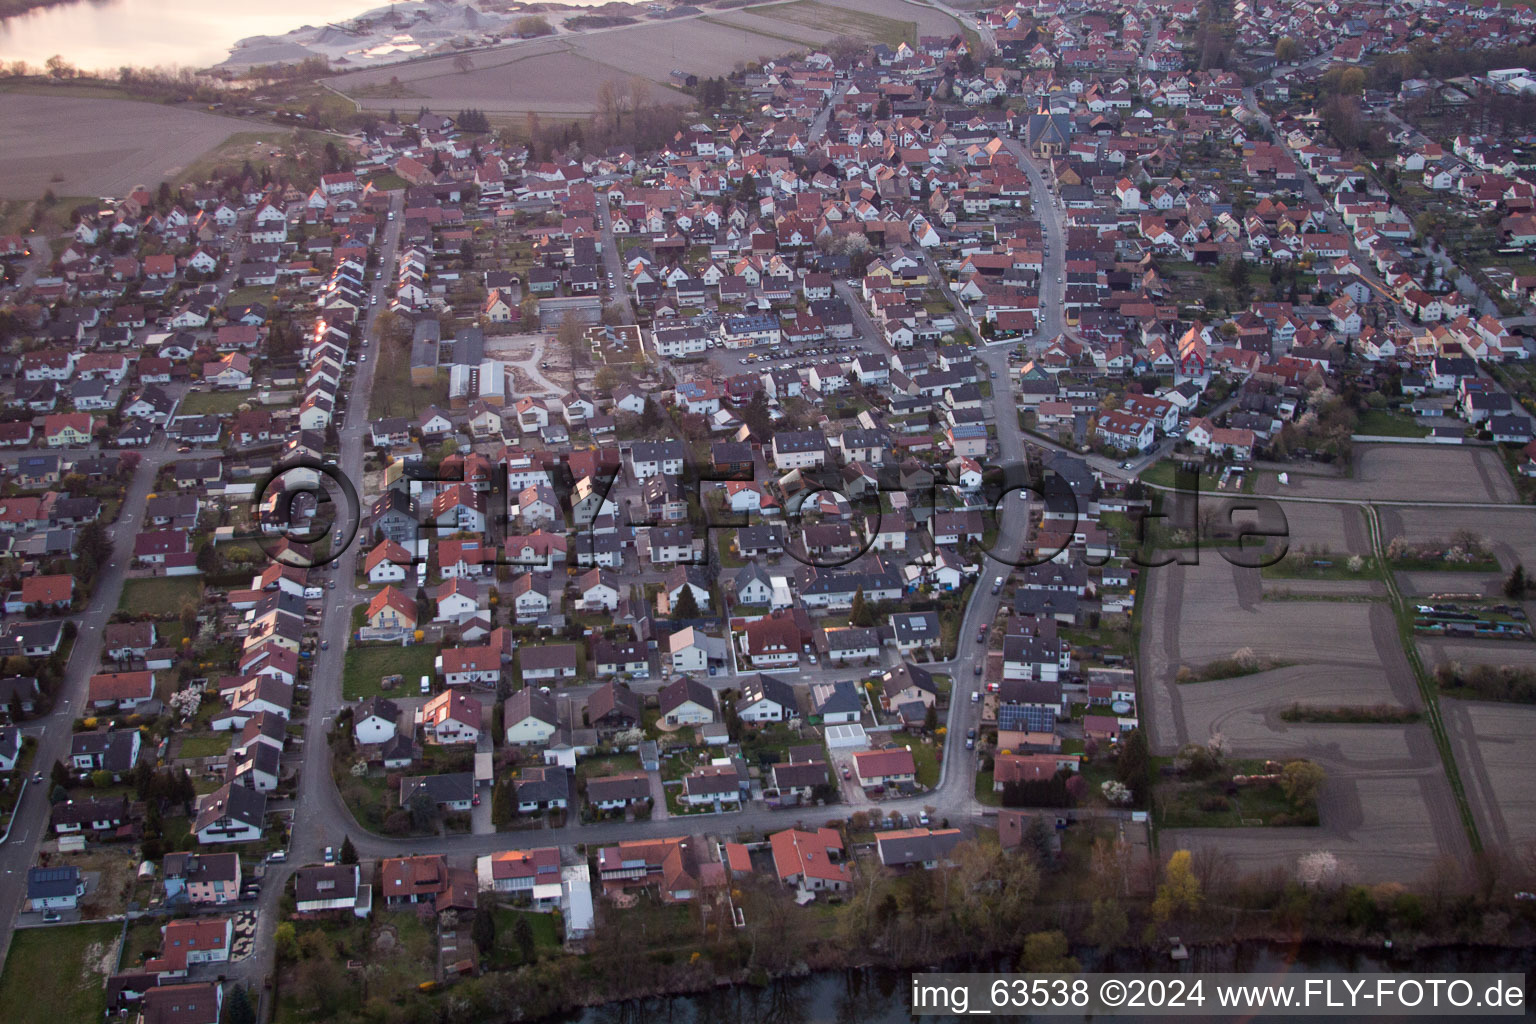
xmin=540 ymin=944 xmax=1535 ymax=1023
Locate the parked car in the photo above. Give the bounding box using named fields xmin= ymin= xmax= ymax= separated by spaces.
xmin=472 ymin=793 xmax=481 ymax=806
xmin=323 ymin=846 xmax=335 ymax=864
xmin=974 ymin=662 xmax=983 ymax=676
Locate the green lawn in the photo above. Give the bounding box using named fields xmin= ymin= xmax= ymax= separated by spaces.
xmin=0 ymin=922 xmax=121 ymax=1024
xmin=179 ymin=389 xmax=256 ymax=415
xmin=366 ymin=172 xmax=411 ymax=191
xmin=118 ymin=576 xmax=203 ymax=616
xmin=893 ymin=731 xmax=940 ymax=788
xmin=343 ymin=643 xmax=439 ymax=700
xmin=716 ymin=530 xmax=746 ymax=568
xmin=224 ymin=284 xmax=274 ymax=307
xmin=974 ymin=769 xmax=999 ymax=807
xmin=176 ymin=733 xmax=229 ymax=759
xmin=576 ymin=752 xmax=641 ymax=782
xmin=1356 ymin=409 xmax=1430 ymax=438
xmin=1139 ymin=459 xmax=1255 ymax=493
xmin=487 ymin=907 xmax=561 ymax=968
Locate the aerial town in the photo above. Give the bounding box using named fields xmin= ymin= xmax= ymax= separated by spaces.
xmin=1 ymin=0 xmax=1536 ymax=1020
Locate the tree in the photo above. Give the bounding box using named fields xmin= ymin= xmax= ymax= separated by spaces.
xmin=1114 ymin=728 xmax=1149 ymax=802
xmin=472 ymin=905 xmax=496 ymax=955
xmin=407 ymin=789 xmax=437 ymax=831
xmin=741 ymin=390 xmax=773 ymax=438
xmin=1086 ymin=897 xmax=1128 ymax=950
xmin=557 ymin=311 xmax=585 ymax=359
xmin=849 ymin=587 xmax=874 ymax=627
xmin=274 ymin=922 xmax=300 ymax=962
xmin=339 ymin=836 xmax=357 ymax=865
xmin=453 ymin=53 xmax=475 ymax=74
xmin=1152 ymin=849 xmax=1202 ymax=921
xmin=923 ymin=703 xmax=939 ymax=735
xmin=1018 ymin=930 xmax=1079 ymax=972
xmin=1505 ymin=564 xmax=1528 ymax=600
xmin=226 ymin=986 xmax=257 ymax=1024
xmin=671 ymin=584 xmax=700 ymax=620
xmin=1274 ymin=36 xmax=1300 ymax=63
xmin=519 ymin=292 xmax=539 ymax=324
xmin=1022 ymin=815 xmax=1055 ymax=863
xmin=1280 ymin=759 xmax=1326 ymax=807
xmin=513 ymin=913 xmax=536 ymax=963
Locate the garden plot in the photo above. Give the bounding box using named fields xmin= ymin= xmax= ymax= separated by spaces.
xmin=1161 ymin=765 xmax=1465 ymax=885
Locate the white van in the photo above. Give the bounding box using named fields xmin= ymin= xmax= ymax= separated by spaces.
xmin=420 ymin=675 xmax=431 ymax=695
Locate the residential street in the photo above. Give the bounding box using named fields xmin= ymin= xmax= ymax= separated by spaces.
xmin=0 ymin=438 xmax=182 ymax=967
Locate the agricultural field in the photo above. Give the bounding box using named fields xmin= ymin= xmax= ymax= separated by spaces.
xmin=0 ymin=93 xmax=249 ymax=199
xmin=1139 ymin=552 xmax=1468 ymax=882
xmin=1445 ymin=701 xmax=1536 ymax=849
xmin=1255 ymin=445 xmax=1517 ymax=504
xmin=333 ymin=0 xmax=959 ymax=117
xmin=1381 ymin=505 xmax=1536 ymax=576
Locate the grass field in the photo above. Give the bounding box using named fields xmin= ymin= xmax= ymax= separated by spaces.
xmin=176 ymin=733 xmax=229 ymax=759
xmin=118 ymin=576 xmax=202 ymax=617
xmin=343 ymin=643 xmax=439 ymax=700
xmin=179 ymin=389 xmax=255 ymax=416
xmin=1356 ymin=409 xmax=1431 ymax=438
xmin=172 ymin=128 xmax=338 ymax=187
xmin=0 ymin=922 xmax=121 ymax=1024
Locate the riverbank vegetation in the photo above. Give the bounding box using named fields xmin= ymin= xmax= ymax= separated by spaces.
xmin=272 ymin=803 xmax=1536 ymax=1024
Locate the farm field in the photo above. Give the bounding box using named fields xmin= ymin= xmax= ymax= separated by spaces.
xmin=1445 ymin=700 xmax=1536 ymax=849
xmin=1255 ymin=445 xmax=1517 ymax=503
xmin=1380 ymin=505 xmax=1536 ymax=574
xmin=1139 ymin=554 xmax=1468 ymax=882
xmin=0 ymin=93 xmax=250 ymax=199
xmin=727 ymin=0 xmax=916 ymax=46
xmin=334 ymin=0 xmax=959 ymax=117
xmin=1418 ymin=637 xmax=1536 ymax=671
xmin=0 ymin=922 xmax=121 ymax=1024
xmin=1161 ymin=768 xmax=1461 ymax=884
